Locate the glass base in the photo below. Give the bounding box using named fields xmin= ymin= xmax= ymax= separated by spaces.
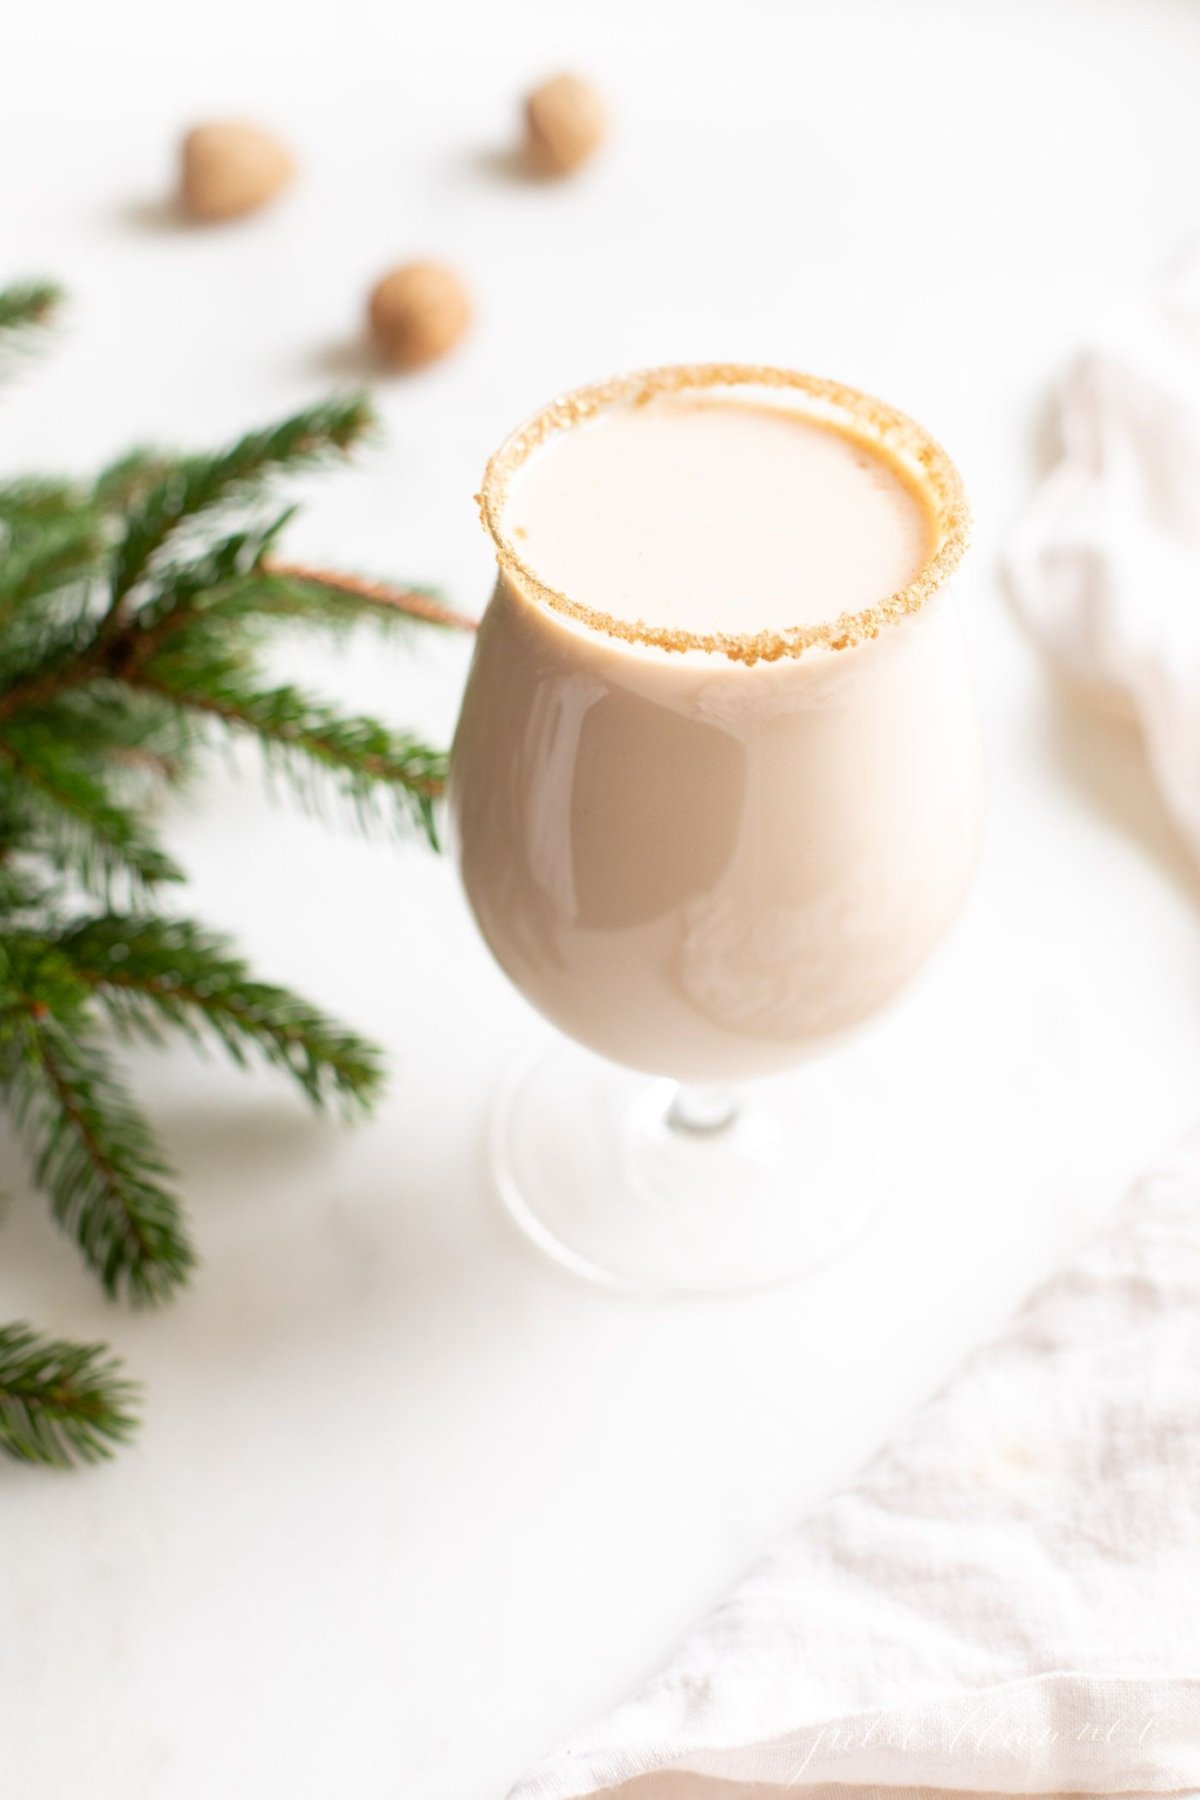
xmin=490 ymin=1038 xmax=886 ymax=1296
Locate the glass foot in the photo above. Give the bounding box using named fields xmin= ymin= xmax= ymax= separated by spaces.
xmin=490 ymin=1037 xmax=886 ymax=1295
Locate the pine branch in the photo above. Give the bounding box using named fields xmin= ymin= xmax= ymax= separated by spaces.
xmin=109 ymin=397 xmax=375 ymax=609
xmin=58 ymin=913 xmax=384 ymax=1113
xmin=0 ymin=521 xmax=282 ymax=724
xmin=5 ymin=1008 xmax=194 ymax=1304
xmin=0 ymin=720 xmax=182 ymax=892
xmin=0 ymin=295 xmax=449 ymax=1461
xmin=0 ymin=510 xmax=108 ymax=621
xmin=92 ymin=449 xmax=172 ymax=515
xmin=0 ymin=282 xmax=61 ymax=342
xmin=0 ymin=863 xmax=49 ymax=921
xmin=117 ymin=513 xmax=297 ymax=657
xmin=0 ymin=1322 xmax=138 ymax=1468
xmin=0 ymin=477 xmax=85 ymax=526
xmin=0 ymin=283 xmax=62 ymax=391
xmin=136 ymin=641 xmax=446 ymax=843
xmin=33 ymin=685 xmax=195 ymax=775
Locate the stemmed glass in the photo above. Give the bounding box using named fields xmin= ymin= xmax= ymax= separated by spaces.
xmin=448 ymin=365 xmax=981 ymax=1293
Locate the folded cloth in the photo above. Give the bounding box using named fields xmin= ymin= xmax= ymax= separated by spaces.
xmin=1006 ymin=241 xmax=1200 ymax=858
xmin=509 ymin=1132 xmax=1200 ymax=1799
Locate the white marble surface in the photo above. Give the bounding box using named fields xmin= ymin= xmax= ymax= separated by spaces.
xmin=2 ymin=2 xmax=1200 ymax=1794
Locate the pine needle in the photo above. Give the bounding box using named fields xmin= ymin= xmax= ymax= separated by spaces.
xmin=7 ymin=1012 xmax=195 ymax=1305
xmin=110 ymin=396 xmax=375 ymax=606
xmin=137 ymin=646 xmax=446 ymax=843
xmin=0 ymin=721 xmax=184 ymax=892
xmin=0 ymin=283 xmax=61 ymax=336
xmin=0 ymin=1322 xmax=139 ymax=1468
xmin=59 ymin=913 xmax=384 ymax=1114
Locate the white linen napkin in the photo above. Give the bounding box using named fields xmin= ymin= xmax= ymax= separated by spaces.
xmin=510 ymin=1130 xmax=1200 ymax=1800
xmin=1006 ymin=241 xmax=1200 ymax=858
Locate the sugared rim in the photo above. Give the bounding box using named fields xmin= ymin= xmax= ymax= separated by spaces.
xmin=477 ymin=363 xmax=970 ymax=666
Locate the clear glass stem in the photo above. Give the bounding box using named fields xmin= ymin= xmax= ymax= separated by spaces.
xmin=490 ymin=1040 xmax=885 ymax=1293
xmin=666 ymin=1082 xmax=741 ymax=1136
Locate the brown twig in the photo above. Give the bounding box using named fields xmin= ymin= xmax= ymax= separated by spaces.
xmin=262 ymin=560 xmax=477 ymax=633
xmin=0 ymin=562 xmax=474 ymax=728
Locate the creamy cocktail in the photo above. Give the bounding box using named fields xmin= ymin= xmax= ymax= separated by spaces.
xmin=449 ymin=365 xmax=980 ymax=1289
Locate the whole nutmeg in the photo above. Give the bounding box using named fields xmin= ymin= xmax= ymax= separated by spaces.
xmin=180 ymin=121 xmax=295 ymax=222
xmin=524 ymin=73 xmax=607 ymax=176
xmin=368 ymin=262 xmax=472 ymax=371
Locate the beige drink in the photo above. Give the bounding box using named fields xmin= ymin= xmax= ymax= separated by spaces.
xmin=501 ymin=390 xmax=932 ymax=633
xmin=450 ymin=368 xmax=981 ymax=1084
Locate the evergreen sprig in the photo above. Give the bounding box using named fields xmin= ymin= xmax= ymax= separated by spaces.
xmin=0 ymin=284 xmax=62 ymax=369
xmin=138 ymin=644 xmax=446 ymax=839
xmin=0 ymin=279 xmax=464 ymax=1465
xmin=0 ymin=283 xmax=60 ymax=333
xmin=109 ymin=397 xmax=375 ymax=608
xmin=0 ymin=715 xmax=186 ymax=892
xmin=57 ymin=914 xmax=383 ymax=1113
xmin=0 ymin=1322 xmax=139 ymax=1467
xmin=4 ymin=1001 xmax=195 ymax=1304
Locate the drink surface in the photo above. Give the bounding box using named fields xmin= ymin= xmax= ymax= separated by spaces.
xmin=502 ymin=393 xmax=935 ymax=635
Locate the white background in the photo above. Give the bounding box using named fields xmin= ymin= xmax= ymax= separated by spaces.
xmin=2 ymin=1 xmax=1200 ymax=1795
